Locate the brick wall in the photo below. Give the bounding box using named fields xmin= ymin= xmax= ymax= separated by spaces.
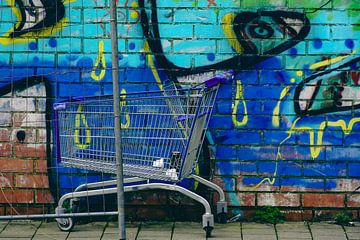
xmin=0 ymin=0 xmax=359 ymax=220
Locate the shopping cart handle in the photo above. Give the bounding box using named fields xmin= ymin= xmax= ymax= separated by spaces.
xmin=204 ymin=70 xmax=235 ymax=89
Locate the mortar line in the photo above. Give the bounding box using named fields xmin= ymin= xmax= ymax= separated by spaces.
xmin=306 ymin=222 xmax=314 ymax=240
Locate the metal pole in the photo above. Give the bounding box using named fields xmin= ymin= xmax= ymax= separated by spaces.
xmin=109 ymin=0 xmax=126 ymax=239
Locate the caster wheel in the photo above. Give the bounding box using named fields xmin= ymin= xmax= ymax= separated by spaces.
xmin=57 ymin=218 xmax=75 ymax=232
xmin=204 ymin=226 xmax=213 ymax=238
xmin=217 ymin=212 xmax=227 ymax=224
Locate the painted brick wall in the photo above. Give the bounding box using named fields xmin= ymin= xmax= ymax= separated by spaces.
xmin=0 ymin=0 xmax=360 ymax=220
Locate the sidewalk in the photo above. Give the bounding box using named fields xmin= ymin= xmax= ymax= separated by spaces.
xmin=0 ymin=220 xmax=358 ymax=240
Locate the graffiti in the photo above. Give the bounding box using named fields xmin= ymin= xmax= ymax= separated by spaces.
xmin=1 ymin=0 xmax=66 ymax=44
xmin=0 ymin=0 xmax=360 ymax=213
xmin=232 ymin=80 xmax=248 ymax=127
xmin=91 ymin=41 xmax=107 ymax=81
xmin=295 ymin=56 xmax=360 ymax=115
xmin=74 ymin=105 xmax=91 ymax=150
xmin=140 ymin=0 xmax=310 ymax=79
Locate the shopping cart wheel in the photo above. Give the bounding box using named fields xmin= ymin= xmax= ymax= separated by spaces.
xmin=57 ymin=217 xmax=75 ymax=232
xmin=202 ymin=213 xmax=214 ymax=238
xmin=55 ymin=206 xmax=75 ymax=232
xmin=203 ymin=224 xmax=213 ymax=238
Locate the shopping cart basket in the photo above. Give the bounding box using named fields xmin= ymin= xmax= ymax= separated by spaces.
xmin=53 ymin=72 xmax=234 ymax=237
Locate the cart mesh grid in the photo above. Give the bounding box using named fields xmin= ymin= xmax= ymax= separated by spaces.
xmin=54 ymin=83 xmax=219 ymax=182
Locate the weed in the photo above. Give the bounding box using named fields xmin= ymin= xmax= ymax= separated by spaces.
xmin=334 ymin=213 xmax=352 ymax=226
xmin=254 ymin=206 xmax=285 ymax=225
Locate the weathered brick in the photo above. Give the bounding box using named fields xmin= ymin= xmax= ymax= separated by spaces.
xmin=0 ymin=190 xmax=34 ymax=203
xmin=0 ymin=174 xmax=13 ymax=187
xmin=34 ymin=160 xmax=48 ymax=173
xmin=0 ymin=128 xmax=10 ymax=141
xmin=14 ymin=143 xmax=46 ymax=158
xmin=15 ymin=174 xmax=49 ymax=188
xmin=35 ymin=190 xmax=54 ymax=204
xmin=302 ymin=194 xmax=345 ymax=207
xmin=0 ymin=159 xmax=33 ymax=172
xmin=257 ymin=193 xmax=300 ymax=207
xmin=0 ymin=143 xmax=12 ymax=157
xmin=347 ymin=194 xmax=360 ymax=208
xmin=283 ymin=210 xmax=313 ymax=221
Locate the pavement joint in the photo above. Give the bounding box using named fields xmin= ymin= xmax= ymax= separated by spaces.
xmin=340 ymin=225 xmax=350 ymax=240
xmin=306 ymin=222 xmax=314 ymax=240
xmin=30 ymin=221 xmax=43 ymax=240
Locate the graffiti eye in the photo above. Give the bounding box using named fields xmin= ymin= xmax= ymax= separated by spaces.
xmin=248 ymin=22 xmax=274 ymax=39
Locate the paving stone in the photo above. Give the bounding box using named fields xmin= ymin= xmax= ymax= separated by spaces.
xmin=212 ymin=223 xmax=241 ymax=239
xmin=242 ymin=222 xmax=276 ymax=240
xmin=276 ymin=222 xmax=309 ymax=231
xmin=172 ymin=222 xmax=205 ymax=240
xmin=310 ymin=222 xmax=347 ymax=239
xmin=67 ymin=222 xmax=106 ymax=239
xmin=0 ymin=221 xmax=41 ymax=238
xmin=277 ymin=222 xmax=311 ymax=239
xmin=136 ymin=222 xmax=173 ymax=240
xmin=32 ymin=221 xmax=69 ymax=240
xmin=277 ymin=232 xmax=312 ymax=239
xmin=345 ymin=224 xmax=360 ymax=240
xmin=102 ymin=222 xmax=138 ymax=240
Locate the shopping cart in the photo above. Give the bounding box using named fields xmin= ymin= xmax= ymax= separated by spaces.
xmin=53 ymin=72 xmax=234 ymax=237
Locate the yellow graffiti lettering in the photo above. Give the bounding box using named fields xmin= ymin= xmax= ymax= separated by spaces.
xmin=232 ymin=80 xmax=248 ymax=127
xmin=272 ymin=86 xmax=291 ymax=127
xmin=309 ymin=50 xmax=357 ymax=70
xmin=91 ymin=41 xmax=106 ymax=81
xmin=290 ymin=117 xmax=360 ymax=159
xmin=222 ymin=13 xmax=243 ymax=54
xmin=120 ymin=89 xmax=130 ymax=128
xmin=74 ymin=105 xmax=91 ymax=150
xmin=144 ymin=41 xmax=164 ymax=91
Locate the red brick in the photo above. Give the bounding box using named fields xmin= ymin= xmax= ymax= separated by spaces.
xmin=257 ymin=193 xmax=300 ymax=207
xmin=0 ymin=174 xmax=13 ymax=187
xmin=15 ymin=174 xmax=49 ymax=188
xmin=348 ymin=194 xmax=360 ymax=207
xmin=14 ymin=143 xmax=46 ymax=158
xmin=283 ymin=210 xmax=313 ymax=221
xmin=0 ymin=159 xmax=33 ymax=172
xmin=302 ymin=194 xmax=345 ymax=207
xmin=34 ymin=160 xmax=48 ymax=173
xmin=0 ymin=129 xmax=10 ymax=142
xmin=0 ymin=143 xmax=12 ymax=157
xmin=0 ymin=190 xmax=34 ymax=203
xmin=237 ymin=192 xmax=256 ymax=206
xmin=35 ymin=190 xmax=54 ymax=204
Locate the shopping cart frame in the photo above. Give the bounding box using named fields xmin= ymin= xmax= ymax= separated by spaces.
xmin=53 ymin=72 xmax=234 ymax=237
